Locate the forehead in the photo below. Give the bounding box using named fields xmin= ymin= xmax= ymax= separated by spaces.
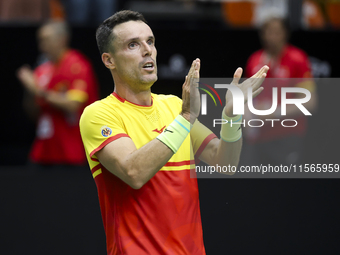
xmin=264 ymin=20 xmax=285 ymax=32
xmin=113 ymin=21 xmax=153 ymax=42
xmin=38 ymin=25 xmax=56 ymax=38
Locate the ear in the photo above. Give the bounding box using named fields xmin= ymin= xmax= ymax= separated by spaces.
xmin=102 ymin=53 xmax=115 ymax=70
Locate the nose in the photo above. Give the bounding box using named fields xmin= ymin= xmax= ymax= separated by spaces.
xmin=142 ymin=41 xmax=152 ymax=57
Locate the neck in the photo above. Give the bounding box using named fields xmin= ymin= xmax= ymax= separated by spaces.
xmin=51 ymin=48 xmax=68 ymax=63
xmin=265 ymin=44 xmax=286 ymax=58
xmin=114 ymin=84 xmax=152 ymax=106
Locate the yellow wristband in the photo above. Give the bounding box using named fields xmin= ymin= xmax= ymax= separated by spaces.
xmin=220 ymin=109 xmax=242 ymax=142
xmin=156 ymin=115 xmax=192 ymax=153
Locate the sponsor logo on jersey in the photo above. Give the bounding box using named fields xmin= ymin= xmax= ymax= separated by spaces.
xmin=152 ymin=125 xmax=166 ymax=134
xmin=164 ymin=128 xmax=173 ymax=133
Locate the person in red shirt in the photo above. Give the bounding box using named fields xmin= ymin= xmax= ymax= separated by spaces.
xmin=17 ymin=21 xmax=99 ymax=167
xmin=243 ymin=17 xmax=318 ymax=165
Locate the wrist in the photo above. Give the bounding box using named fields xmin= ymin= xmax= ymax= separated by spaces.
xmin=156 ymin=114 xmax=192 ymax=153
xmin=36 ymin=89 xmax=47 ymax=99
xmin=180 ymin=112 xmax=196 ymax=125
xmin=224 ymin=103 xmax=236 ymax=118
xmin=220 ymin=108 xmax=243 ymax=142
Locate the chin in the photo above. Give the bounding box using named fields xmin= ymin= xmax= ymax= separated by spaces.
xmin=142 ymin=74 xmax=158 ymax=85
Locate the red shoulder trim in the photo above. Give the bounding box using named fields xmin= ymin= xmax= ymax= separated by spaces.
xmin=91 ymin=163 xmax=102 ymax=174
xmin=195 ymin=133 xmax=218 ymax=163
xmin=90 ymin=133 xmax=130 ymax=159
xmin=164 ymin=160 xmax=195 ymax=167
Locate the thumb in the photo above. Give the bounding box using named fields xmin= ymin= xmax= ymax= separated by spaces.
xmin=231 ymin=67 xmax=243 ymax=85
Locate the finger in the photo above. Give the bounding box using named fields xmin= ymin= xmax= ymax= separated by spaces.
xmin=194 ymin=60 xmax=200 ymax=77
xmin=252 ymin=72 xmax=267 ymax=90
xmin=252 ymin=87 xmax=264 ymax=98
xmin=251 ymin=65 xmax=269 ymax=79
xmin=190 ymin=58 xmax=200 ymax=74
xmin=231 ymin=67 xmax=243 ymax=85
xmin=251 ymin=66 xmax=266 ymax=78
xmin=187 ymin=59 xmax=196 ymax=77
xmin=192 ymin=70 xmax=199 ymax=88
xmin=186 ymin=59 xmax=199 ymax=87
xmin=182 ymin=75 xmax=188 ymax=89
xmin=192 ymin=60 xmax=200 ymax=86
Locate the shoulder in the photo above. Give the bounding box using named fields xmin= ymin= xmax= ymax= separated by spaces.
xmin=246 ymin=49 xmax=264 ymax=69
xmin=34 ymin=61 xmax=53 ymax=73
xmin=246 ymin=49 xmax=264 ymax=77
xmin=65 ymin=50 xmax=92 ymax=68
xmin=81 ymin=95 xmax=119 ymax=121
xmin=153 ymin=93 xmax=181 ymax=102
xmin=248 ymin=49 xmax=263 ymax=63
xmin=67 ymin=49 xmax=87 ymax=60
xmin=285 ymin=45 xmax=309 ymax=63
xmin=152 ymin=93 xmax=182 ymax=108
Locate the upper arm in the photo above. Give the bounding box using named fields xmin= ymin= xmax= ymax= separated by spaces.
xmin=190 ymin=120 xmax=218 ymax=165
xmin=197 ymin=137 xmax=219 ymax=166
xmin=80 ymin=104 xmax=132 ymax=174
xmin=66 ymin=59 xmax=95 ymax=106
xmin=95 ymin=136 xmax=139 ymax=185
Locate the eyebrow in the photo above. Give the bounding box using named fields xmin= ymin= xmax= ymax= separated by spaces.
xmin=125 ymin=36 xmax=155 ymax=43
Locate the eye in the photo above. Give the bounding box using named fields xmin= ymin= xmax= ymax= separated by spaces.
xmin=128 ymin=42 xmax=138 ymax=49
xmin=147 ymin=39 xmax=154 ymax=45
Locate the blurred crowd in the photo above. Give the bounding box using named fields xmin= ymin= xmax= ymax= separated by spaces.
xmin=0 ymin=0 xmax=339 ymax=29
xmin=2 ymin=0 xmax=335 ymax=167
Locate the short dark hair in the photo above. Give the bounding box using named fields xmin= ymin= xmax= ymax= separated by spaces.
xmin=96 ymin=10 xmax=147 ymax=55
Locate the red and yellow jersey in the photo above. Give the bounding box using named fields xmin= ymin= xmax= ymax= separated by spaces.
xmin=30 ymin=49 xmax=99 ymax=165
xmin=80 ymin=92 xmax=217 ymax=255
xmin=245 ymin=44 xmax=315 ymax=142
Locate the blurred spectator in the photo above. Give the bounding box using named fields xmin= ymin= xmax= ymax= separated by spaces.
xmin=254 ymin=0 xmax=288 ymax=27
xmin=49 ymin=0 xmax=66 ymax=20
xmin=221 ymin=0 xmax=331 ymax=29
xmin=0 ymin=0 xmax=49 ymax=22
xmin=221 ymin=0 xmax=288 ymax=28
xmin=242 ymin=17 xmax=318 ymax=165
xmin=302 ymin=0 xmax=326 ymax=29
xmin=221 ymin=0 xmax=256 ymax=27
xmin=325 ymin=0 xmax=340 ymax=28
xmin=0 ymin=0 xmax=66 ymax=23
xmin=17 ymin=21 xmax=99 ymax=167
xmin=61 ymin=0 xmax=117 ymax=26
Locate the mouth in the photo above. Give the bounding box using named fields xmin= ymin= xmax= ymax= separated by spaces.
xmin=142 ymin=61 xmax=155 ymax=72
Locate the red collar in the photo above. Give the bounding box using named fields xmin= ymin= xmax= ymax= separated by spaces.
xmin=112 ymin=92 xmax=153 ymax=107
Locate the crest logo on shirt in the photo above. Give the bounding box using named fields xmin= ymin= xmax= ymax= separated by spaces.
xmin=101 ymin=126 xmax=112 ymax=137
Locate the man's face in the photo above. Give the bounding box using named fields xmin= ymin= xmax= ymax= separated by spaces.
xmin=261 ymin=19 xmax=287 ymax=52
xmin=111 ymin=21 xmax=157 ymax=89
xmin=37 ymin=25 xmax=63 ymax=60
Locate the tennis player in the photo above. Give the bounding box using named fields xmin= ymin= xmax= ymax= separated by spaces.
xmin=80 ymin=10 xmax=268 ymax=255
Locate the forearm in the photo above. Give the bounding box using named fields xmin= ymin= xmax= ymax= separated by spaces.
xmin=98 ymin=114 xmax=191 ymax=189
xmin=45 ymin=91 xmax=81 ymax=113
xmin=120 ymin=139 xmax=174 ymax=188
xmin=199 ymin=110 xmax=243 ymax=175
xmin=126 ymin=114 xmax=191 ymax=185
xmin=212 ymin=138 xmax=242 ymax=174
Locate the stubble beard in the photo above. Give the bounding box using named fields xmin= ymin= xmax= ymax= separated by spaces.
xmin=129 ymin=68 xmax=158 ymax=92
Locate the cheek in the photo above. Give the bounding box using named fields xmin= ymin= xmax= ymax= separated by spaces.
xmin=153 ymin=48 xmax=157 ymax=59
xmin=119 ymin=56 xmax=140 ymax=74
